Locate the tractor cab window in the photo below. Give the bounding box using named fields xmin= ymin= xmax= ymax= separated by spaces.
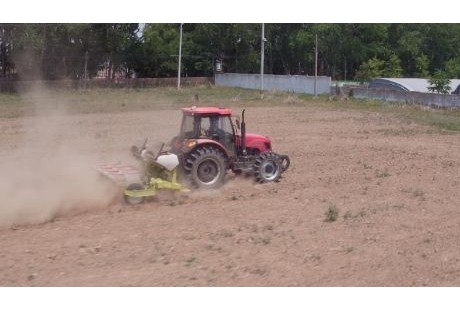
xmin=199 ymin=117 xmax=212 ymax=135
xmin=199 ymin=116 xmax=233 ymax=138
xmin=180 ymin=114 xmax=196 ymax=138
xmin=219 ymin=116 xmax=236 ymax=156
xmin=221 ymin=116 xmax=234 ymax=135
xmin=197 ymin=115 xmax=235 ymax=156
xmin=181 ymin=114 xmax=235 ymax=155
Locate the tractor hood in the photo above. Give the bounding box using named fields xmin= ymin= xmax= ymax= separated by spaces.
xmin=239 ymin=133 xmax=272 ymax=152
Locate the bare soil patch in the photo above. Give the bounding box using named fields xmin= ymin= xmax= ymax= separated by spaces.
xmin=1 ymin=92 xmax=459 ymax=286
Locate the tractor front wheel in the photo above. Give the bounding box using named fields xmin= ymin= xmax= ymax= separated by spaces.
xmin=184 ymin=146 xmax=227 ymax=189
xmin=253 ymin=152 xmax=282 ymax=183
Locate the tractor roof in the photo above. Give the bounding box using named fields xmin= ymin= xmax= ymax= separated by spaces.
xmin=182 ymin=106 xmax=233 ymax=116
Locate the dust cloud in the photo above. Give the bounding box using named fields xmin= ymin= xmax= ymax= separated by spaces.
xmin=0 ymin=85 xmax=119 ymax=227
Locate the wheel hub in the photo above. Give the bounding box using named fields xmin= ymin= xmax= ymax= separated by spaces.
xmin=197 ymin=160 xmax=219 ymax=184
xmin=260 ymin=161 xmax=279 ymax=182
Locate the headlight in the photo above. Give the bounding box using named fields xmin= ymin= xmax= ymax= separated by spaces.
xmin=186 ymin=140 xmax=197 ymax=148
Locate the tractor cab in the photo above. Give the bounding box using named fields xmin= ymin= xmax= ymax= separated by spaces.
xmin=175 ymin=107 xmax=238 ymax=157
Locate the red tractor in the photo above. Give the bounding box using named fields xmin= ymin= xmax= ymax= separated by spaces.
xmin=169 ymin=106 xmax=290 ymax=189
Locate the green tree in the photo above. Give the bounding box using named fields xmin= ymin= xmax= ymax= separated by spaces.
xmin=0 ymin=25 xmax=18 ymax=78
xmin=383 ymin=54 xmax=403 ymax=77
xmin=131 ymin=23 xmax=179 ymax=77
xmin=4 ymin=23 xmax=460 ymax=82
xmin=354 ymin=57 xmax=385 ymax=82
xmin=389 ymin=24 xmax=426 ymax=76
xmin=7 ymin=24 xmax=46 ymax=80
xmin=444 ymin=57 xmax=460 ymax=78
xmin=428 ymin=70 xmax=451 ymax=94
xmin=0 ymin=23 xmax=139 ymax=80
xmin=424 ymin=24 xmax=460 ymax=73
xmin=414 ymin=54 xmax=430 ymax=78
xmin=90 ymin=24 xmax=139 ymax=79
xmin=183 ymin=23 xmax=260 ymax=75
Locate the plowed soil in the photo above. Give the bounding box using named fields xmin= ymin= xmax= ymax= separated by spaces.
xmin=1 ymin=95 xmax=460 ymax=286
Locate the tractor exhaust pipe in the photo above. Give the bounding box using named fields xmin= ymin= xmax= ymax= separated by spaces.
xmin=241 ymin=109 xmax=247 ymax=156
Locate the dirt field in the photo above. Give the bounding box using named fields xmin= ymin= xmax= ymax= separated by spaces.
xmin=1 ymin=88 xmax=459 ymax=286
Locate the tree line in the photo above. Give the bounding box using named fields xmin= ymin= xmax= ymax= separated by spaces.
xmin=1 ymin=23 xmax=460 ymax=81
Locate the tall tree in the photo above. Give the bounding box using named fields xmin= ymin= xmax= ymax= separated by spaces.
xmin=354 ymin=57 xmax=385 ymax=82
xmin=3 ymin=23 xmax=460 ymax=82
xmin=414 ymin=54 xmax=430 ymax=78
xmin=383 ymin=54 xmax=403 ymax=77
xmin=444 ymin=57 xmax=460 ymax=79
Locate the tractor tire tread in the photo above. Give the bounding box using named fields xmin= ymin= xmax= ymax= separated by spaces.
xmin=253 ymin=151 xmax=282 ymax=183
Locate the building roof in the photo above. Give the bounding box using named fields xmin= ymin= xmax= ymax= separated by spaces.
xmin=182 ymin=107 xmax=233 ymax=116
xmin=453 ymin=84 xmax=460 ymax=95
xmin=369 ymin=78 xmax=460 ymax=94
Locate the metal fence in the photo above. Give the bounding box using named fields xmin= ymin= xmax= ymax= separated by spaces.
xmin=0 ymin=77 xmax=214 ymax=93
xmin=348 ymin=86 xmax=460 ymax=109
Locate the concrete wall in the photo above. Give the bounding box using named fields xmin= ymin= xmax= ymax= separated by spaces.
xmin=215 ymin=73 xmax=331 ymax=95
xmin=351 ymin=86 xmax=460 ymax=109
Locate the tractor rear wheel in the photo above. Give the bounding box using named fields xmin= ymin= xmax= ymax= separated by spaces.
xmin=184 ymin=146 xmax=227 ymax=189
xmin=253 ymin=152 xmax=281 ymax=183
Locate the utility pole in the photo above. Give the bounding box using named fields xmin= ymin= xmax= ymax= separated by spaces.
xmin=177 ymin=23 xmax=183 ymax=90
xmin=260 ymin=23 xmax=265 ymax=99
xmin=314 ymin=34 xmax=318 ymax=97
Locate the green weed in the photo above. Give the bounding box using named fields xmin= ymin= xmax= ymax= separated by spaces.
xmin=324 ymin=204 xmax=339 ymax=222
xmin=376 ymin=169 xmax=391 ymax=178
